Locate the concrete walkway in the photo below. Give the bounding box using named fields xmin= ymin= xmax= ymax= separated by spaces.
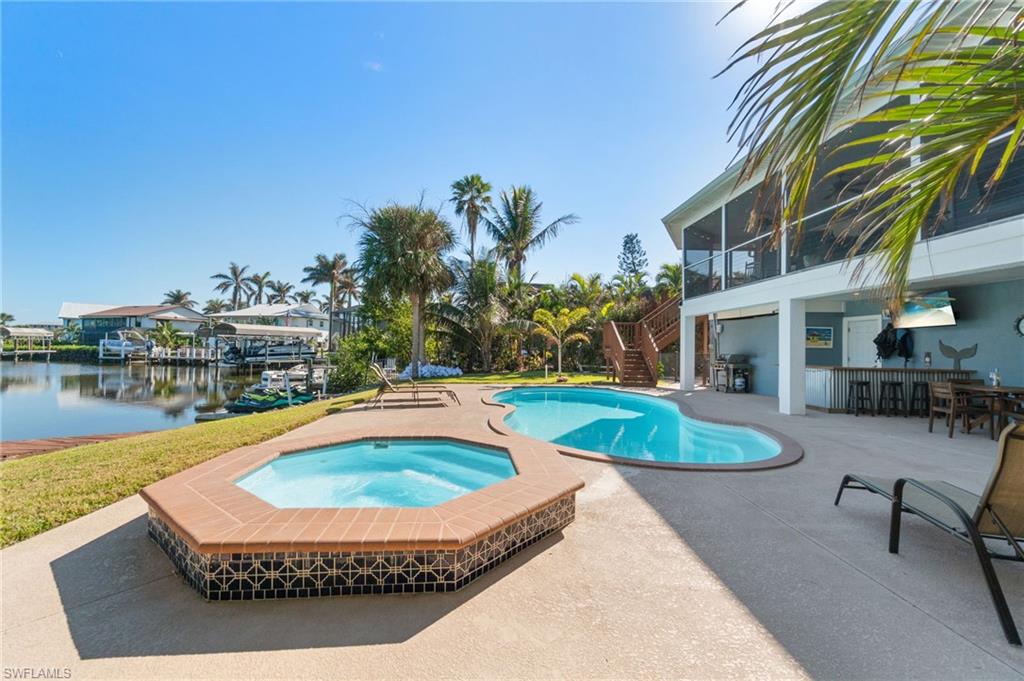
xmin=2 ymin=386 xmax=1022 ymax=679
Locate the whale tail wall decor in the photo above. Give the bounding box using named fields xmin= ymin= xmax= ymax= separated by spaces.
xmin=938 ymin=340 xmax=977 ymax=370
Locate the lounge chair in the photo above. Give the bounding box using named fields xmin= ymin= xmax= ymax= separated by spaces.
xmin=368 ymin=363 xmax=460 ymax=409
xmin=835 ymin=423 xmax=1024 ymax=645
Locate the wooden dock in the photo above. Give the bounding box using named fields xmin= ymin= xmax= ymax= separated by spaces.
xmin=0 ymin=431 xmax=151 ymax=461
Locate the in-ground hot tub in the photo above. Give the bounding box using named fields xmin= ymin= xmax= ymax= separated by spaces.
xmin=142 ymin=433 xmax=582 ymax=600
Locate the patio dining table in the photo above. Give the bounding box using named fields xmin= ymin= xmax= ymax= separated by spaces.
xmin=956 ymin=384 xmax=1024 ymax=433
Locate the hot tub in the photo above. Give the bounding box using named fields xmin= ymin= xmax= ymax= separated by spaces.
xmin=141 ymin=433 xmax=582 ymax=600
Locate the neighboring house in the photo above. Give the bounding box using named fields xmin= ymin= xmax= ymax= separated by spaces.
xmin=78 ymin=305 xmax=207 ymax=345
xmin=208 ymin=303 xmax=329 ymax=331
xmin=57 ymin=302 xmax=122 ymax=328
xmin=663 ymin=67 xmax=1024 ymax=414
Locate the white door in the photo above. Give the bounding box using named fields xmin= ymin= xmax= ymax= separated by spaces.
xmin=844 ymin=315 xmax=882 ymax=367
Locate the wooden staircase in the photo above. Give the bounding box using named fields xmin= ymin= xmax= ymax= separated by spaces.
xmin=603 ymin=296 xmax=681 ymax=387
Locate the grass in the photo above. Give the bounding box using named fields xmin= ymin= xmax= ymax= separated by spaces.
xmin=431 ymin=370 xmax=615 ymax=384
xmin=0 ymin=389 xmax=375 ymax=548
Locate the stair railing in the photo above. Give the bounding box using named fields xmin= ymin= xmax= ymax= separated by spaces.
xmin=637 ymin=320 xmax=660 ymax=383
xmin=602 ymin=321 xmax=627 ymax=382
xmin=640 ymin=295 xmax=681 ymax=348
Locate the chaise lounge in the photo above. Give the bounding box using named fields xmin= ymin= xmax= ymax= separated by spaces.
xmin=834 ymin=423 xmax=1024 ymax=645
xmin=368 ymin=362 xmax=461 ymax=409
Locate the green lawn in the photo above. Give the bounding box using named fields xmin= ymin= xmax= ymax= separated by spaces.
xmin=0 ymin=389 xmax=375 ymax=548
xmin=432 ymin=370 xmax=615 ymax=384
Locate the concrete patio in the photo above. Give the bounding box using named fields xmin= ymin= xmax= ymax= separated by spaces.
xmin=2 ymin=386 xmax=1022 ymax=679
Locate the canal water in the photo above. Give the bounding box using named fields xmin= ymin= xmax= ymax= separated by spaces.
xmin=0 ymin=362 xmax=256 ymax=441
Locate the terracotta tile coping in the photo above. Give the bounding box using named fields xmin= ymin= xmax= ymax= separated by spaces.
xmin=141 ymin=426 xmax=584 ymax=555
xmin=483 ymin=385 xmax=804 ymax=471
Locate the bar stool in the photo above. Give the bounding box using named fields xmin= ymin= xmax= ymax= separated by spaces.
xmin=846 ymin=380 xmax=875 ymax=416
xmin=909 ymin=381 xmax=930 ymax=417
xmin=878 ymin=380 xmax=907 ymax=417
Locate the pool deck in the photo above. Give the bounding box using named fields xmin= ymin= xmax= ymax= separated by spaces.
xmin=2 ymin=385 xmax=1023 ymax=679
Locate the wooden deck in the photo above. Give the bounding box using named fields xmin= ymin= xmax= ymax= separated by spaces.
xmin=0 ymin=431 xmax=149 ymax=461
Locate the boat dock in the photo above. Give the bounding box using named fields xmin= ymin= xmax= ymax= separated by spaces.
xmin=1 ymin=326 xmax=55 ymax=362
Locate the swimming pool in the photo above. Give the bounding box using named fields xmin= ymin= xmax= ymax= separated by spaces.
xmin=493 ymin=387 xmax=786 ymax=467
xmin=236 ymin=439 xmax=516 ymax=508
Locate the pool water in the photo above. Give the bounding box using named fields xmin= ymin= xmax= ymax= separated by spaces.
xmin=494 ymin=387 xmax=781 ymax=465
xmin=235 ymin=439 xmax=516 ymax=508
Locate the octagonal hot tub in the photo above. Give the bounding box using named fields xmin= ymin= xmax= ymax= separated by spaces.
xmin=141 ymin=433 xmax=582 ymax=600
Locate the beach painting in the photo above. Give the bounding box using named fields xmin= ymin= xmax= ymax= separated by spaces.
xmin=805 ymin=326 xmax=834 ymax=349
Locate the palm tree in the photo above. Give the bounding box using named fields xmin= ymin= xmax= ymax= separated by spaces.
xmin=353 ymin=202 xmax=456 ymax=378
xmin=162 ymin=289 xmax=195 ymax=309
xmin=245 ymin=271 xmax=272 ymax=305
xmin=60 ymin=321 xmax=80 ymax=343
xmin=654 ymin=263 xmax=682 ymax=300
xmin=266 ymin=280 xmax=294 ymax=304
xmin=290 ymin=289 xmax=316 ymax=304
xmin=431 ymin=255 xmax=509 ymax=372
xmin=721 ymin=1 xmax=1023 ymax=306
xmin=611 ymin=272 xmax=648 ymax=302
xmin=450 ymin=174 xmax=493 ymax=262
xmin=149 ymin=321 xmax=181 ymax=349
xmin=302 ymin=253 xmax=355 ymax=351
xmin=0 ymin=312 xmax=13 ymax=325
xmin=531 ymin=307 xmax=591 ymax=376
xmin=202 ymin=298 xmax=229 ymax=315
xmin=210 ymin=262 xmax=251 ymax=310
xmin=484 ymin=186 xmax=579 ymax=277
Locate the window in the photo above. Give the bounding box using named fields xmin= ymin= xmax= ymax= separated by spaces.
xmin=727 ymin=236 xmax=780 ymax=288
xmin=683 ymin=209 xmax=721 ymax=268
xmin=684 ymin=255 xmax=723 ymax=298
xmin=725 ymin=187 xmax=777 ymax=249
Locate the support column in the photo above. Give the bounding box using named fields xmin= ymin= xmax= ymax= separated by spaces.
xmin=778 ymin=297 xmax=806 ymax=415
xmin=680 ymin=313 xmax=697 ymax=390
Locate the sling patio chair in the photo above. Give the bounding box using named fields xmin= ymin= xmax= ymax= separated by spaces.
xmin=834 ymin=423 xmax=1024 ymax=645
xmin=368 ymin=363 xmax=460 ymax=409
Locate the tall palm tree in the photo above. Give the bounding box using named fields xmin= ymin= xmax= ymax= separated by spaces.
xmin=210 ymin=262 xmax=251 ymax=310
xmin=0 ymin=312 xmax=14 ymax=325
xmin=450 ymin=174 xmax=493 ymax=263
xmin=721 ymin=1 xmax=1023 ymax=306
xmin=484 ymin=186 xmax=579 ymax=277
xmin=266 ymin=280 xmax=294 ymax=304
xmin=353 ymin=202 xmax=456 ymax=378
xmin=531 ymin=307 xmax=591 ymax=376
xmin=245 ymin=271 xmax=272 ymax=305
xmin=162 ymin=289 xmax=195 ymax=309
xmin=654 ymin=263 xmax=682 ymax=300
xmin=290 ymin=289 xmax=316 ymax=304
xmin=302 ymin=253 xmax=355 ymax=351
xmin=202 ymin=298 xmax=229 ymax=315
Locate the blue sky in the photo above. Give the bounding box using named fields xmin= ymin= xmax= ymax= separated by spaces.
xmin=2 ymin=2 xmax=774 ymax=323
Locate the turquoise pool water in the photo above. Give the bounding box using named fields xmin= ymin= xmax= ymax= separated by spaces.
xmin=494 ymin=387 xmax=781 ymax=465
xmin=236 ymin=439 xmax=516 ymax=508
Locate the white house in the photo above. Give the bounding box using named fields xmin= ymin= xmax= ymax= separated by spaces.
xmin=662 ymin=50 xmax=1024 ymax=415
xmin=78 ymin=305 xmax=207 ymax=344
xmin=208 ymin=303 xmax=328 ymax=332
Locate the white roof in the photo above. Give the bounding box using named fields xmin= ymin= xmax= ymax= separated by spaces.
xmin=1 ymin=326 xmax=53 ymax=339
xmin=199 ymin=323 xmax=324 ymax=339
xmin=209 ymin=303 xmax=326 ymax=320
xmin=57 ymin=302 xmax=120 ymax=320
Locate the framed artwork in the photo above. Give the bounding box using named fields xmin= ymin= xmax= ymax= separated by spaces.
xmin=806 ymin=326 xmax=834 ymax=349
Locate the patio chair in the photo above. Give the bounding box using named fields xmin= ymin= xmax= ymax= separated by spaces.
xmin=368 ymin=363 xmax=460 ymax=409
xmin=834 ymin=423 xmax=1024 ymax=645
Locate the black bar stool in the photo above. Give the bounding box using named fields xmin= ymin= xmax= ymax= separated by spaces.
xmin=879 ymin=380 xmax=907 ymax=417
xmin=909 ymin=381 xmax=930 ymax=417
xmin=846 ymin=380 xmax=875 ymax=416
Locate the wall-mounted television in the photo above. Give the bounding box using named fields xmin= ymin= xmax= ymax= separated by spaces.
xmin=894 ymin=290 xmax=957 ymax=329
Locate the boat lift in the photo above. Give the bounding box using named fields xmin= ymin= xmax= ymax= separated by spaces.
xmin=1 ymin=327 xmax=55 ymax=362
xmin=196 ymin=323 xmax=325 ymax=370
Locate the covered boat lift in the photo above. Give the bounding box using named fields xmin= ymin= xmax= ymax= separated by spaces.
xmin=1 ymin=326 xmax=55 ymax=362
xmin=197 ymin=323 xmax=324 ymax=368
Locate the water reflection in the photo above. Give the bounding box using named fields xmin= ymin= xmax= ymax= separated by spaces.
xmin=0 ymin=362 xmax=255 ymax=441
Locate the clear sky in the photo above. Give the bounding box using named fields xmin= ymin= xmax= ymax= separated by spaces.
xmin=2 ymin=1 xmax=777 ymax=323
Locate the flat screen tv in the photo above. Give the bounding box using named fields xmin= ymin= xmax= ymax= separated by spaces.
xmin=894 ymin=290 xmax=956 ymax=329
